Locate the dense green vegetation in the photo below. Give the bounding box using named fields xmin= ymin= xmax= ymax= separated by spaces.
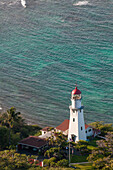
xmin=71 ymin=155 xmax=88 ymax=163
xmin=0 ymin=107 xmax=41 ymax=150
xmin=43 ymin=132 xmax=68 ymax=167
xmin=0 ymin=150 xmax=38 ymax=170
xmin=89 ymin=121 xmax=113 ymax=136
xmin=0 ymin=107 xmax=113 ymax=169
xmin=87 ymin=132 xmax=113 ymax=170
xmin=43 ymin=157 xmax=69 ymax=168
xmin=0 ymin=149 xmax=73 ymax=170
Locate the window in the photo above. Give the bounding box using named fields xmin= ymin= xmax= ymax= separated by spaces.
xmin=88 ymin=129 xmax=91 ymax=132
xmin=73 ymin=118 xmax=75 ymax=122
xmin=81 ymin=127 xmax=83 ymax=130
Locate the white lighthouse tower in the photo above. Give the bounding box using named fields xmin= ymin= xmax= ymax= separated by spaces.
xmin=68 ymin=86 xmax=86 ymax=142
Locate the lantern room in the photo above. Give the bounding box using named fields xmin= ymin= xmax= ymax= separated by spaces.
xmin=71 ymin=87 xmax=82 ymax=109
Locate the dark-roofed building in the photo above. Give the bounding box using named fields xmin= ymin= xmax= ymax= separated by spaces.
xmin=18 ymin=136 xmax=47 ymax=152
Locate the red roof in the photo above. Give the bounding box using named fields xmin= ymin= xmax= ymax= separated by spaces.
xmin=85 ymin=124 xmax=90 ymax=129
xmin=56 ymin=119 xmax=69 ymax=132
xmin=72 ymin=87 xmax=81 ymax=95
xmin=56 ymin=120 xmax=89 ymax=131
xmin=85 ymin=124 xmax=94 ymax=129
xmin=18 ymin=136 xmax=47 ymax=148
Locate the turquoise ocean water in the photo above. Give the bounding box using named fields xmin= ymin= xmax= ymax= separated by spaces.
xmin=0 ymin=0 xmax=113 ymax=127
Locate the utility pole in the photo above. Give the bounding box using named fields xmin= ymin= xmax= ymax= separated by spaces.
xmin=69 ymin=141 xmax=70 ymax=166
xmin=67 ymin=138 xmax=72 ymax=166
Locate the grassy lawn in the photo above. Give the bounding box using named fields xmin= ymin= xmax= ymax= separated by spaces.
xmin=73 ymin=163 xmax=93 ymax=170
xmin=71 ymin=155 xmax=88 ymax=163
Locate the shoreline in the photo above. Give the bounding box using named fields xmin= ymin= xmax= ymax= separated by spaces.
xmin=0 ymin=105 xmax=112 ymax=128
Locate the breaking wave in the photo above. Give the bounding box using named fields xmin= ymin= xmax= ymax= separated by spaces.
xmin=73 ymin=1 xmax=89 ymax=6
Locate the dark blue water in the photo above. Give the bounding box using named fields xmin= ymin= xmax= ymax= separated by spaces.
xmin=0 ymin=0 xmax=113 ymax=127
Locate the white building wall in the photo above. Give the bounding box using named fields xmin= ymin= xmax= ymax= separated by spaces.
xmin=85 ymin=127 xmax=93 ymax=137
xmin=68 ymin=109 xmax=77 ymax=141
xmin=72 ymin=99 xmax=81 ymax=109
xmin=42 ymin=131 xmax=44 ymax=135
xmin=77 ymin=109 xmax=86 ymax=141
xmin=55 ymin=129 xmax=68 ymax=136
xmin=64 ymin=129 xmax=69 ymax=136
xmin=68 ymin=108 xmax=86 ymax=142
xmin=75 ymin=100 xmax=81 ymax=109
xmin=41 ymin=131 xmax=47 ymax=135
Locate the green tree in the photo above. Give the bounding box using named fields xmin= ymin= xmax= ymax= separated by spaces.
xmin=0 ymin=126 xmax=9 ymax=149
xmin=43 ymin=157 xmax=56 ymax=167
xmin=55 ymin=133 xmax=67 ymax=147
xmin=10 ymin=132 xmax=21 ymax=147
xmin=46 ymin=132 xmax=67 ymax=148
xmin=89 ymin=121 xmax=104 ymax=129
xmin=0 ymin=107 xmax=42 ymax=150
xmin=43 ymin=158 xmax=50 ymax=167
xmin=1 ymin=107 xmax=21 ymax=146
xmin=87 ymin=132 xmax=113 ymax=169
xmin=74 ymin=140 xmax=91 ymax=155
xmin=89 ymin=121 xmax=113 ymax=136
xmin=0 ymin=150 xmax=38 ymax=170
xmin=56 ymin=159 xmax=69 ymax=167
xmin=44 ymin=147 xmax=60 ymax=158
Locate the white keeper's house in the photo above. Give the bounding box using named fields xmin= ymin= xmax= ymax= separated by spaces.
xmin=55 ymin=86 xmax=101 ymax=142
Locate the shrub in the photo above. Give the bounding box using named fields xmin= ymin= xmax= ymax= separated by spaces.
xmin=50 ymin=162 xmax=56 ymax=167
xmin=77 ymin=140 xmax=89 ymax=146
xmin=49 ymin=157 xmax=56 ymax=163
xmin=43 ymin=159 xmax=50 ymax=167
xmin=56 ymin=159 xmax=69 ymax=167
xmin=43 ymin=157 xmax=56 ymax=167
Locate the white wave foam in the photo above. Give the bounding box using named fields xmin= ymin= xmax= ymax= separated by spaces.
xmin=21 ymin=0 xmax=26 ymax=8
xmin=73 ymin=1 xmax=89 ymax=6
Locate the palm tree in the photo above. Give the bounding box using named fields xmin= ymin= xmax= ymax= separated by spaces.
xmin=1 ymin=107 xmax=21 ymax=146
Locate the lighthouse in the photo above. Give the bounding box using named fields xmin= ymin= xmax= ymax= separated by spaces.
xmin=68 ymin=86 xmax=86 ymax=142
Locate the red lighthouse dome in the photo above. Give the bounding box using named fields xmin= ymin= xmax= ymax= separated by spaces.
xmin=72 ymin=87 xmax=81 ymax=95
